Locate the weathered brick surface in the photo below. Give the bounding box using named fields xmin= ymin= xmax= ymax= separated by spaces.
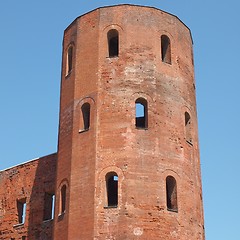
xmin=0 ymin=153 xmax=57 ymax=240
xmin=55 ymin=4 xmax=205 ymax=240
xmin=0 ymin=4 xmax=205 ymax=240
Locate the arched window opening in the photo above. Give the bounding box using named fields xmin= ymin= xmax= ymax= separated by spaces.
xmin=106 ymin=172 xmax=118 ymax=207
xmin=81 ymin=103 xmax=90 ymax=131
xmin=166 ymin=176 xmax=178 ymax=212
xmin=66 ymin=46 xmax=73 ymax=75
xmin=135 ymin=98 xmax=148 ymax=129
xmin=185 ymin=112 xmax=192 ymax=144
xmin=161 ymin=35 xmax=171 ymax=64
xmin=60 ymin=185 xmax=66 ymax=215
xmin=108 ymin=29 xmax=119 ymax=57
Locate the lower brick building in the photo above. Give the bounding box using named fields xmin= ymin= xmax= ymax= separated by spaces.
xmin=0 ymin=154 xmax=57 ymax=239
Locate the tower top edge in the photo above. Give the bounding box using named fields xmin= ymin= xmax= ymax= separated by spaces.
xmin=64 ymin=4 xmax=193 ymax=43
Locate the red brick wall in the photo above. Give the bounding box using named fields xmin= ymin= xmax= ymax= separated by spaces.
xmin=54 ymin=9 xmax=99 ymax=239
xmin=0 ymin=153 xmax=57 ymax=240
xmin=55 ymin=5 xmax=204 ymax=240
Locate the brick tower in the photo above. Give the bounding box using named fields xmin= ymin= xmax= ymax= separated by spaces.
xmin=54 ymin=5 xmax=205 ymax=240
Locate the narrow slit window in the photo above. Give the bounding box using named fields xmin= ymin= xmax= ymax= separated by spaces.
xmin=108 ymin=29 xmax=119 ymax=57
xmin=166 ymin=176 xmax=178 ymax=212
xmin=60 ymin=185 xmax=66 ymax=215
xmin=161 ymin=35 xmax=171 ymax=64
xmin=81 ymin=103 xmax=90 ymax=131
xmin=185 ymin=112 xmax=192 ymax=144
xmin=66 ymin=46 xmax=73 ymax=75
xmin=17 ymin=198 xmax=27 ymax=224
xmin=43 ymin=193 xmax=55 ymax=221
xmin=135 ymin=98 xmax=148 ymax=129
xmin=106 ymin=172 xmax=118 ymax=207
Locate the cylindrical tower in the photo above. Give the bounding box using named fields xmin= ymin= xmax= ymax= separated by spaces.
xmin=54 ymin=5 xmax=205 ymax=240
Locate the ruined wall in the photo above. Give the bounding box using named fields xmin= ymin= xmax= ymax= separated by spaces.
xmin=0 ymin=153 xmax=57 ymax=240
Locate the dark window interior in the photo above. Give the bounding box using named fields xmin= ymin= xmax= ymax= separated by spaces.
xmin=166 ymin=176 xmax=178 ymax=212
xmin=81 ymin=103 xmax=90 ymax=130
xmin=185 ymin=112 xmax=192 ymax=144
xmin=17 ymin=199 xmax=26 ymax=224
xmin=106 ymin=172 xmax=118 ymax=207
xmin=108 ymin=29 xmax=119 ymax=57
xmin=43 ymin=192 xmax=55 ymax=221
xmin=161 ymin=35 xmax=171 ymax=64
xmin=60 ymin=185 xmax=66 ymax=214
xmin=135 ymin=98 xmax=148 ymax=129
xmin=67 ymin=46 xmax=73 ymax=74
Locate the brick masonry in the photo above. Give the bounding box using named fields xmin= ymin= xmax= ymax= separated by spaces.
xmin=0 ymin=153 xmax=57 ymax=240
xmin=0 ymin=4 xmax=205 ymax=240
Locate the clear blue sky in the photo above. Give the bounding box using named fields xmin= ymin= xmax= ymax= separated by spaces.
xmin=0 ymin=1 xmax=239 ymax=239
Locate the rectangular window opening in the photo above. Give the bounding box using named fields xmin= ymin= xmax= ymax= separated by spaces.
xmin=43 ymin=193 xmax=55 ymax=221
xmin=135 ymin=99 xmax=148 ymax=129
xmin=106 ymin=173 xmax=118 ymax=207
xmin=17 ymin=199 xmax=26 ymax=224
xmin=108 ymin=29 xmax=119 ymax=58
xmin=59 ymin=185 xmax=66 ymax=215
xmin=166 ymin=176 xmax=178 ymax=212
